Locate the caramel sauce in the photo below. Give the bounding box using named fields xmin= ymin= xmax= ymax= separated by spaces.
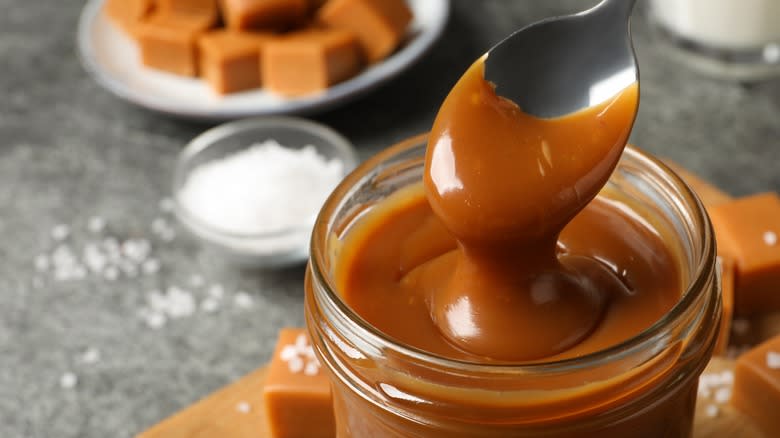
xmin=335 ymin=57 xmax=678 ymax=364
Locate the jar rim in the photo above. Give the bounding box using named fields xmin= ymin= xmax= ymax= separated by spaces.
xmin=309 ymin=133 xmax=716 ymax=373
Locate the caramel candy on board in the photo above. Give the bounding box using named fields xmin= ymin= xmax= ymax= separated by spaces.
xmin=219 ymin=0 xmax=308 ymax=30
xmin=104 ymin=0 xmax=156 ymax=37
xmin=318 ymin=0 xmax=412 ymax=63
xmin=136 ymin=13 xmax=216 ymax=77
xmin=264 ymin=328 xmax=335 ymax=438
xmin=731 ymin=334 xmax=780 ymax=436
xmin=199 ymin=30 xmax=273 ymax=94
xmin=262 ymin=29 xmax=361 ymax=96
xmin=709 ymin=193 xmax=780 ymax=316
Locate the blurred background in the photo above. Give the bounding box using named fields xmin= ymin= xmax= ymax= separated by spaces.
xmin=0 ymin=1 xmax=778 ymax=437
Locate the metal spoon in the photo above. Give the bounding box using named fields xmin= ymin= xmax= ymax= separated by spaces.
xmin=484 ymin=0 xmax=639 ymax=118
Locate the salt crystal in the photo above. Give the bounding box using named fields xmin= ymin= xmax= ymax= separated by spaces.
xmin=200 ymin=297 xmax=219 ymax=313
xmin=295 ymin=334 xmax=308 ymax=350
xmin=208 ymin=284 xmax=225 ymax=300
xmin=87 ymin=216 xmax=106 ymax=233
xmin=177 ymin=140 xmax=344 ymax=236
xmin=60 ymin=372 xmax=78 ymax=389
xmin=767 ymin=351 xmax=780 ymax=369
xmin=714 ymin=387 xmax=732 ymax=403
xmin=234 ymin=292 xmax=253 ymax=309
xmin=166 ymin=287 xmax=195 ymax=318
xmin=705 ymin=404 xmax=719 ymax=418
xmin=80 ymin=347 xmax=101 ymax=365
xmin=51 ymin=224 xmax=70 ymax=241
xmin=34 ymin=254 xmax=49 ymax=272
xmin=288 ymin=356 xmax=304 ymax=374
xmin=142 ymin=258 xmax=160 ymax=275
xmin=145 ymin=312 xmax=167 ymax=329
xmin=303 ymin=361 xmax=320 ymax=376
xmin=280 ymin=345 xmax=298 ymax=361
xmin=236 ymin=401 xmax=251 ymax=414
xmin=764 ymin=230 xmax=778 ymax=246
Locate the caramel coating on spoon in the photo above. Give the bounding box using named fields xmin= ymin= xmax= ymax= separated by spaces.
xmin=423 ymin=58 xmax=638 ymax=360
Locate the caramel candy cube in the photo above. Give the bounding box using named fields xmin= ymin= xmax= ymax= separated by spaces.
xmin=264 ymin=328 xmax=335 ymax=438
xmin=732 ymin=334 xmax=780 ymax=436
xmin=156 ymin=0 xmax=220 ymax=28
xmin=709 ymin=193 xmax=780 ymax=316
xmin=136 ymin=14 xmax=214 ymax=77
xmin=104 ymin=0 xmax=156 ymax=37
xmin=219 ymin=0 xmax=308 ymax=30
xmin=713 ymin=256 xmax=735 ymax=355
xmin=199 ymin=31 xmax=272 ymax=94
xmin=318 ymin=0 xmax=412 ymax=63
xmin=263 ymin=29 xmax=361 ymax=96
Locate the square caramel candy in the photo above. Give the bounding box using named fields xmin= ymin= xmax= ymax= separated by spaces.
xmin=157 ymin=0 xmax=220 ymax=23
xmin=317 ymin=0 xmax=412 ymax=63
xmin=264 ymin=328 xmax=335 ymax=438
xmin=732 ymin=334 xmax=780 ymax=436
xmin=262 ymin=29 xmax=361 ymax=96
xmin=104 ymin=0 xmax=156 ymax=37
xmin=136 ymin=13 xmax=215 ymax=77
xmin=219 ymin=0 xmax=308 ymax=30
xmin=199 ymin=30 xmax=273 ymax=94
xmin=709 ymin=192 xmax=780 ymax=316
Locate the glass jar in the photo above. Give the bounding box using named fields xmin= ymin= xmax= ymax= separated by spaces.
xmin=305 ymin=134 xmax=721 ymax=437
xmin=646 ymin=0 xmax=780 ymax=80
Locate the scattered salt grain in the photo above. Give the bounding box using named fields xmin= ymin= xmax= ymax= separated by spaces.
xmin=80 ymin=347 xmax=101 ymax=365
xmin=764 ymin=230 xmax=778 ymax=246
xmin=208 ymin=284 xmax=225 ymax=300
xmin=87 ymin=216 xmax=106 ymax=233
xmin=236 ymin=402 xmax=251 ymax=414
xmin=142 ymin=258 xmax=160 ymax=275
xmin=234 ymin=291 xmax=253 ymax=309
xmin=767 ymin=351 xmax=780 ymax=369
xmin=714 ymin=387 xmax=732 ymax=403
xmin=177 ymin=140 xmax=344 ymax=236
xmin=201 ymin=297 xmax=220 ymax=313
xmin=51 ymin=224 xmax=70 ymax=241
xmin=60 ymin=372 xmax=78 ymax=389
xmin=704 ymin=404 xmax=719 ymax=418
xmin=34 ymin=254 xmax=49 ymax=272
xmin=280 ymin=334 xmax=321 ymax=375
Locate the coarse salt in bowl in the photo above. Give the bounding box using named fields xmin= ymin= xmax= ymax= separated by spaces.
xmin=173 ymin=116 xmax=358 ymax=267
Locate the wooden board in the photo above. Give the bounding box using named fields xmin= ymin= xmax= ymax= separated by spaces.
xmin=694 ymin=357 xmax=764 ymax=438
xmin=138 ymin=366 xmax=269 ymax=438
xmin=138 ymin=357 xmax=765 ymax=438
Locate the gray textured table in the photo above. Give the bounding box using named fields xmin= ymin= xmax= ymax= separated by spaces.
xmin=1 ymin=1 xmax=778 ymax=437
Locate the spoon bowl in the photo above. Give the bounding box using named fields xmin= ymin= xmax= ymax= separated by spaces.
xmin=485 ymin=0 xmax=639 ymax=118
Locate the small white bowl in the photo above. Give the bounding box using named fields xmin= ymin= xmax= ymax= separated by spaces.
xmin=173 ymin=117 xmax=358 ymax=268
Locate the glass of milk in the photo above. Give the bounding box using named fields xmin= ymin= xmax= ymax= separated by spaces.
xmin=648 ymin=0 xmax=780 ymax=80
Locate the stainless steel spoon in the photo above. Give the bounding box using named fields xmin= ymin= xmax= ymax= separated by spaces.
xmin=484 ymin=0 xmax=639 ymax=118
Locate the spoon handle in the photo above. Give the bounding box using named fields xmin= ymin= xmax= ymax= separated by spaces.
xmin=596 ymin=0 xmax=638 ymax=20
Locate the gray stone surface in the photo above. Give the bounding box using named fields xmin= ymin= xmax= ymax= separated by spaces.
xmin=0 ymin=1 xmax=777 ymax=437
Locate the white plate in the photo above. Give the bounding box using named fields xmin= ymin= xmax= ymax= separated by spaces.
xmin=77 ymin=0 xmax=450 ymax=121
